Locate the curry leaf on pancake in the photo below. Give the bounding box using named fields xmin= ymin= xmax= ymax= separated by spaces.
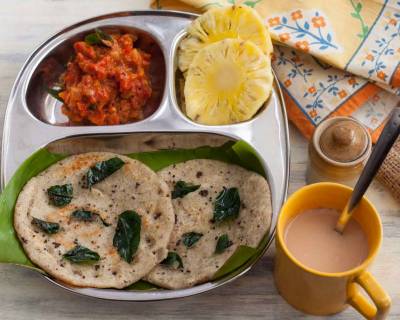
xmin=71 ymin=209 xmax=111 ymax=226
xmin=113 ymin=210 xmax=141 ymax=263
xmin=47 ymin=87 xmax=64 ymax=102
xmin=47 ymin=183 xmax=73 ymax=207
xmin=213 ymin=187 xmax=240 ymax=223
xmin=161 ymin=252 xmax=183 ymax=269
xmin=171 ymin=180 xmax=200 ymax=199
xmin=85 ymin=157 xmax=125 ymax=188
xmin=31 ymin=217 xmax=60 ymax=234
xmin=182 ymin=232 xmax=203 ymax=248
xmin=71 ymin=210 xmax=96 ymax=222
xmin=215 ymin=234 xmax=233 ymax=254
xmin=63 ymin=245 xmax=100 ymax=264
xmin=85 ymin=28 xmax=113 ymax=46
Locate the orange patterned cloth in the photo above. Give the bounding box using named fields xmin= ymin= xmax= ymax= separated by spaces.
xmin=151 ymin=0 xmax=400 ymax=142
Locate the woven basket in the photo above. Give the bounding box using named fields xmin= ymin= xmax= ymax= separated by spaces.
xmin=377 ymin=138 xmax=400 ymax=202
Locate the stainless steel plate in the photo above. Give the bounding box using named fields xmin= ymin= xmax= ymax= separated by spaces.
xmin=1 ymin=10 xmax=290 ymax=301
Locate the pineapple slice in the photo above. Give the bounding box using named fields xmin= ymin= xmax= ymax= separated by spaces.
xmin=184 ymin=39 xmax=273 ymax=125
xmin=178 ymin=5 xmax=273 ymax=73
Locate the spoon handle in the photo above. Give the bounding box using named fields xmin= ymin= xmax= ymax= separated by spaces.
xmin=348 ymin=107 xmax=400 ymax=212
xmin=335 ymin=107 xmax=400 ymax=233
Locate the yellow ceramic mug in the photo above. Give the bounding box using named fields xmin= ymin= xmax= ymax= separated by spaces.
xmin=274 ymin=183 xmax=391 ymax=319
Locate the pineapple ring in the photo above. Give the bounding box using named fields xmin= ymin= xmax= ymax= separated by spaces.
xmin=184 ymin=39 xmax=273 ymax=125
xmin=178 ymin=5 xmax=273 ymax=73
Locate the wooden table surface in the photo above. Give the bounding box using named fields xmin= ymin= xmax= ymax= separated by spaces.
xmin=0 ymin=1 xmax=399 ymax=319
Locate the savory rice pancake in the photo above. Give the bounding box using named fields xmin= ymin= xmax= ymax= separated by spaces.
xmin=146 ymin=159 xmax=271 ymax=289
xmin=14 ymin=152 xmax=174 ymax=288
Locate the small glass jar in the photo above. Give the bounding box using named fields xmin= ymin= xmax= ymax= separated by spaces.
xmin=307 ymin=116 xmax=372 ymax=187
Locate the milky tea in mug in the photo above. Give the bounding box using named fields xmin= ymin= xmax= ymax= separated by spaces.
xmin=274 ymin=183 xmax=390 ymax=319
xmin=284 ymin=208 xmax=369 ymax=273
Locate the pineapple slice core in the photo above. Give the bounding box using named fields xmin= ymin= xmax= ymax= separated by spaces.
xmin=212 ymin=62 xmax=242 ymax=92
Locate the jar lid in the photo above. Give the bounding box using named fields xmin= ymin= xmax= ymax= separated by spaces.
xmin=319 ymin=119 xmax=368 ymax=163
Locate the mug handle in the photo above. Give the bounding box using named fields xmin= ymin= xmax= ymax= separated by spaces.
xmin=348 ymin=271 xmax=391 ymax=319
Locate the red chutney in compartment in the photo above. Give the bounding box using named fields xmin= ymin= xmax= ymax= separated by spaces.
xmin=59 ymin=33 xmax=152 ymax=125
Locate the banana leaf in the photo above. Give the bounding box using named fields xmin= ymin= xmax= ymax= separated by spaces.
xmin=0 ymin=149 xmax=67 ymax=269
xmin=0 ymin=141 xmax=268 ymax=290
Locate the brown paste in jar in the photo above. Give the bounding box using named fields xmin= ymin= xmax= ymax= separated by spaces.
xmin=319 ymin=120 xmax=368 ymax=163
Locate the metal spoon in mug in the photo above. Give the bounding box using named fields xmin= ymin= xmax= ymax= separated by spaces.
xmin=335 ymin=107 xmax=400 ymax=233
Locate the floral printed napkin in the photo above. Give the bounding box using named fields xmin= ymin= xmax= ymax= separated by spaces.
xmin=151 ymin=0 xmax=400 ymax=142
